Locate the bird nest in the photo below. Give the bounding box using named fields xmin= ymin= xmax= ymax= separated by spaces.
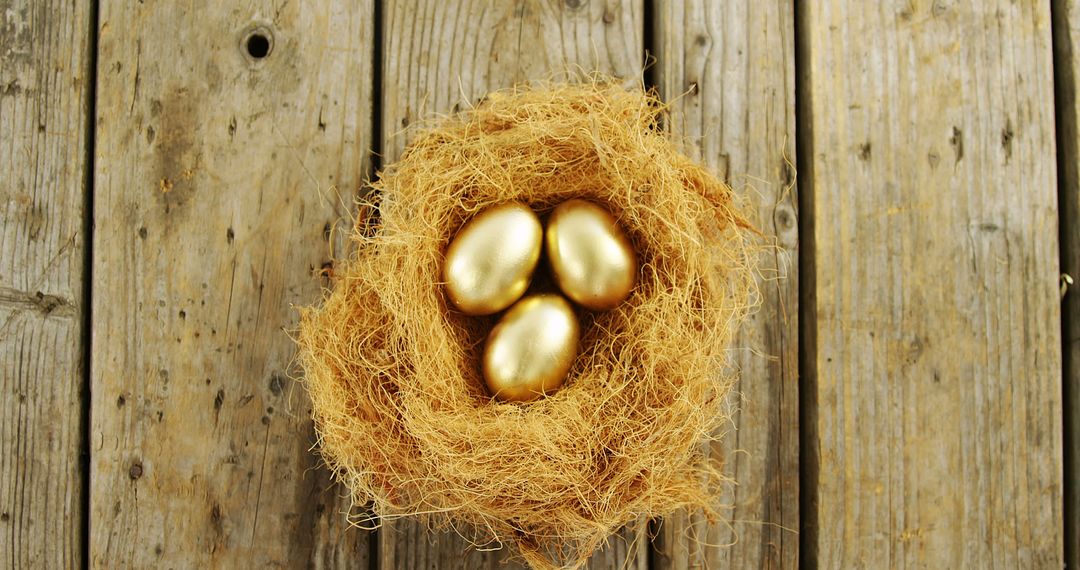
xmin=296 ymin=81 xmax=757 ymax=569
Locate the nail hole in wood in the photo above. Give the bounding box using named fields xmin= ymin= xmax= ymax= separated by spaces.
xmin=244 ymin=30 xmax=272 ymax=60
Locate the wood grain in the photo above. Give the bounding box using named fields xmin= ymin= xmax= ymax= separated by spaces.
xmin=382 ymin=0 xmax=643 ymax=161
xmin=652 ymin=1 xmax=798 ymax=568
xmin=379 ymin=0 xmax=644 ymax=567
xmin=1052 ymin=2 xmax=1080 ymax=567
xmin=801 ymin=1 xmax=1063 ymax=567
xmin=90 ymin=1 xmax=374 ymax=566
xmin=0 ymin=0 xmax=91 ymax=567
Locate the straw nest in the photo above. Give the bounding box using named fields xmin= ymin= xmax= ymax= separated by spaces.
xmin=297 ymin=81 xmax=757 ymax=569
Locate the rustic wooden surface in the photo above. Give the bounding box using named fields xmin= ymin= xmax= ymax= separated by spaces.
xmin=90 ymin=1 xmax=374 ymax=567
xmin=382 ymin=0 xmax=644 ymax=162
xmin=0 ymin=0 xmax=91 ymax=568
xmin=379 ymin=1 xmax=646 ymax=567
xmin=800 ymin=1 xmax=1063 ymax=567
xmin=653 ymin=1 xmax=799 ymax=569
xmin=1053 ymin=2 xmax=1080 ymax=568
xmin=3 ymin=0 xmax=1076 ymax=568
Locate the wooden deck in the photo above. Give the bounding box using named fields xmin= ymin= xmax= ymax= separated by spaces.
xmin=0 ymin=0 xmax=1074 ymax=567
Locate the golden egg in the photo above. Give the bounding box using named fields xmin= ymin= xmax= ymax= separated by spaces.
xmin=482 ymin=294 xmax=579 ymax=402
xmin=546 ymin=199 xmax=637 ymax=310
xmin=444 ymin=202 xmax=543 ymax=315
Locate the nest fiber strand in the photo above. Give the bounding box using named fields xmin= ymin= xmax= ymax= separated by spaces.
xmin=298 ymin=82 xmax=755 ymax=569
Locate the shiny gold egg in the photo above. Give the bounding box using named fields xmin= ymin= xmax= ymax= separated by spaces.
xmin=545 ymin=199 xmax=637 ymax=310
xmin=482 ymin=294 xmax=579 ymax=402
xmin=444 ymin=202 xmax=543 ymax=315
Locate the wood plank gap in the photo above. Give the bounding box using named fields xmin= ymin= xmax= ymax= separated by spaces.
xmin=642 ymin=0 xmax=658 ymax=95
xmin=643 ymin=4 xmax=658 ymax=570
xmin=793 ymin=0 xmax=818 ymax=567
xmin=80 ymin=2 xmax=101 ymax=569
xmin=371 ymin=0 xmax=386 ymax=177
xmin=1051 ymin=2 xmax=1079 ymax=567
xmin=368 ymin=1 xmax=385 ymax=569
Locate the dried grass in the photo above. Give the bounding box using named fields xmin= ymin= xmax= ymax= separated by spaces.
xmin=296 ymin=81 xmax=757 ymax=569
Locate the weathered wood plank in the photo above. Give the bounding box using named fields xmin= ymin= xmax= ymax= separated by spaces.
xmin=90 ymin=1 xmax=374 ymax=567
xmin=379 ymin=0 xmax=644 ymax=567
xmin=652 ymin=1 xmax=798 ymax=568
xmin=801 ymin=2 xmax=1063 ymax=567
xmin=1052 ymin=2 xmax=1080 ymax=567
xmin=0 ymin=0 xmax=91 ymax=567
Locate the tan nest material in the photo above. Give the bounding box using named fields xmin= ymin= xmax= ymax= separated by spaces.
xmin=297 ymin=81 xmax=757 ymax=569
